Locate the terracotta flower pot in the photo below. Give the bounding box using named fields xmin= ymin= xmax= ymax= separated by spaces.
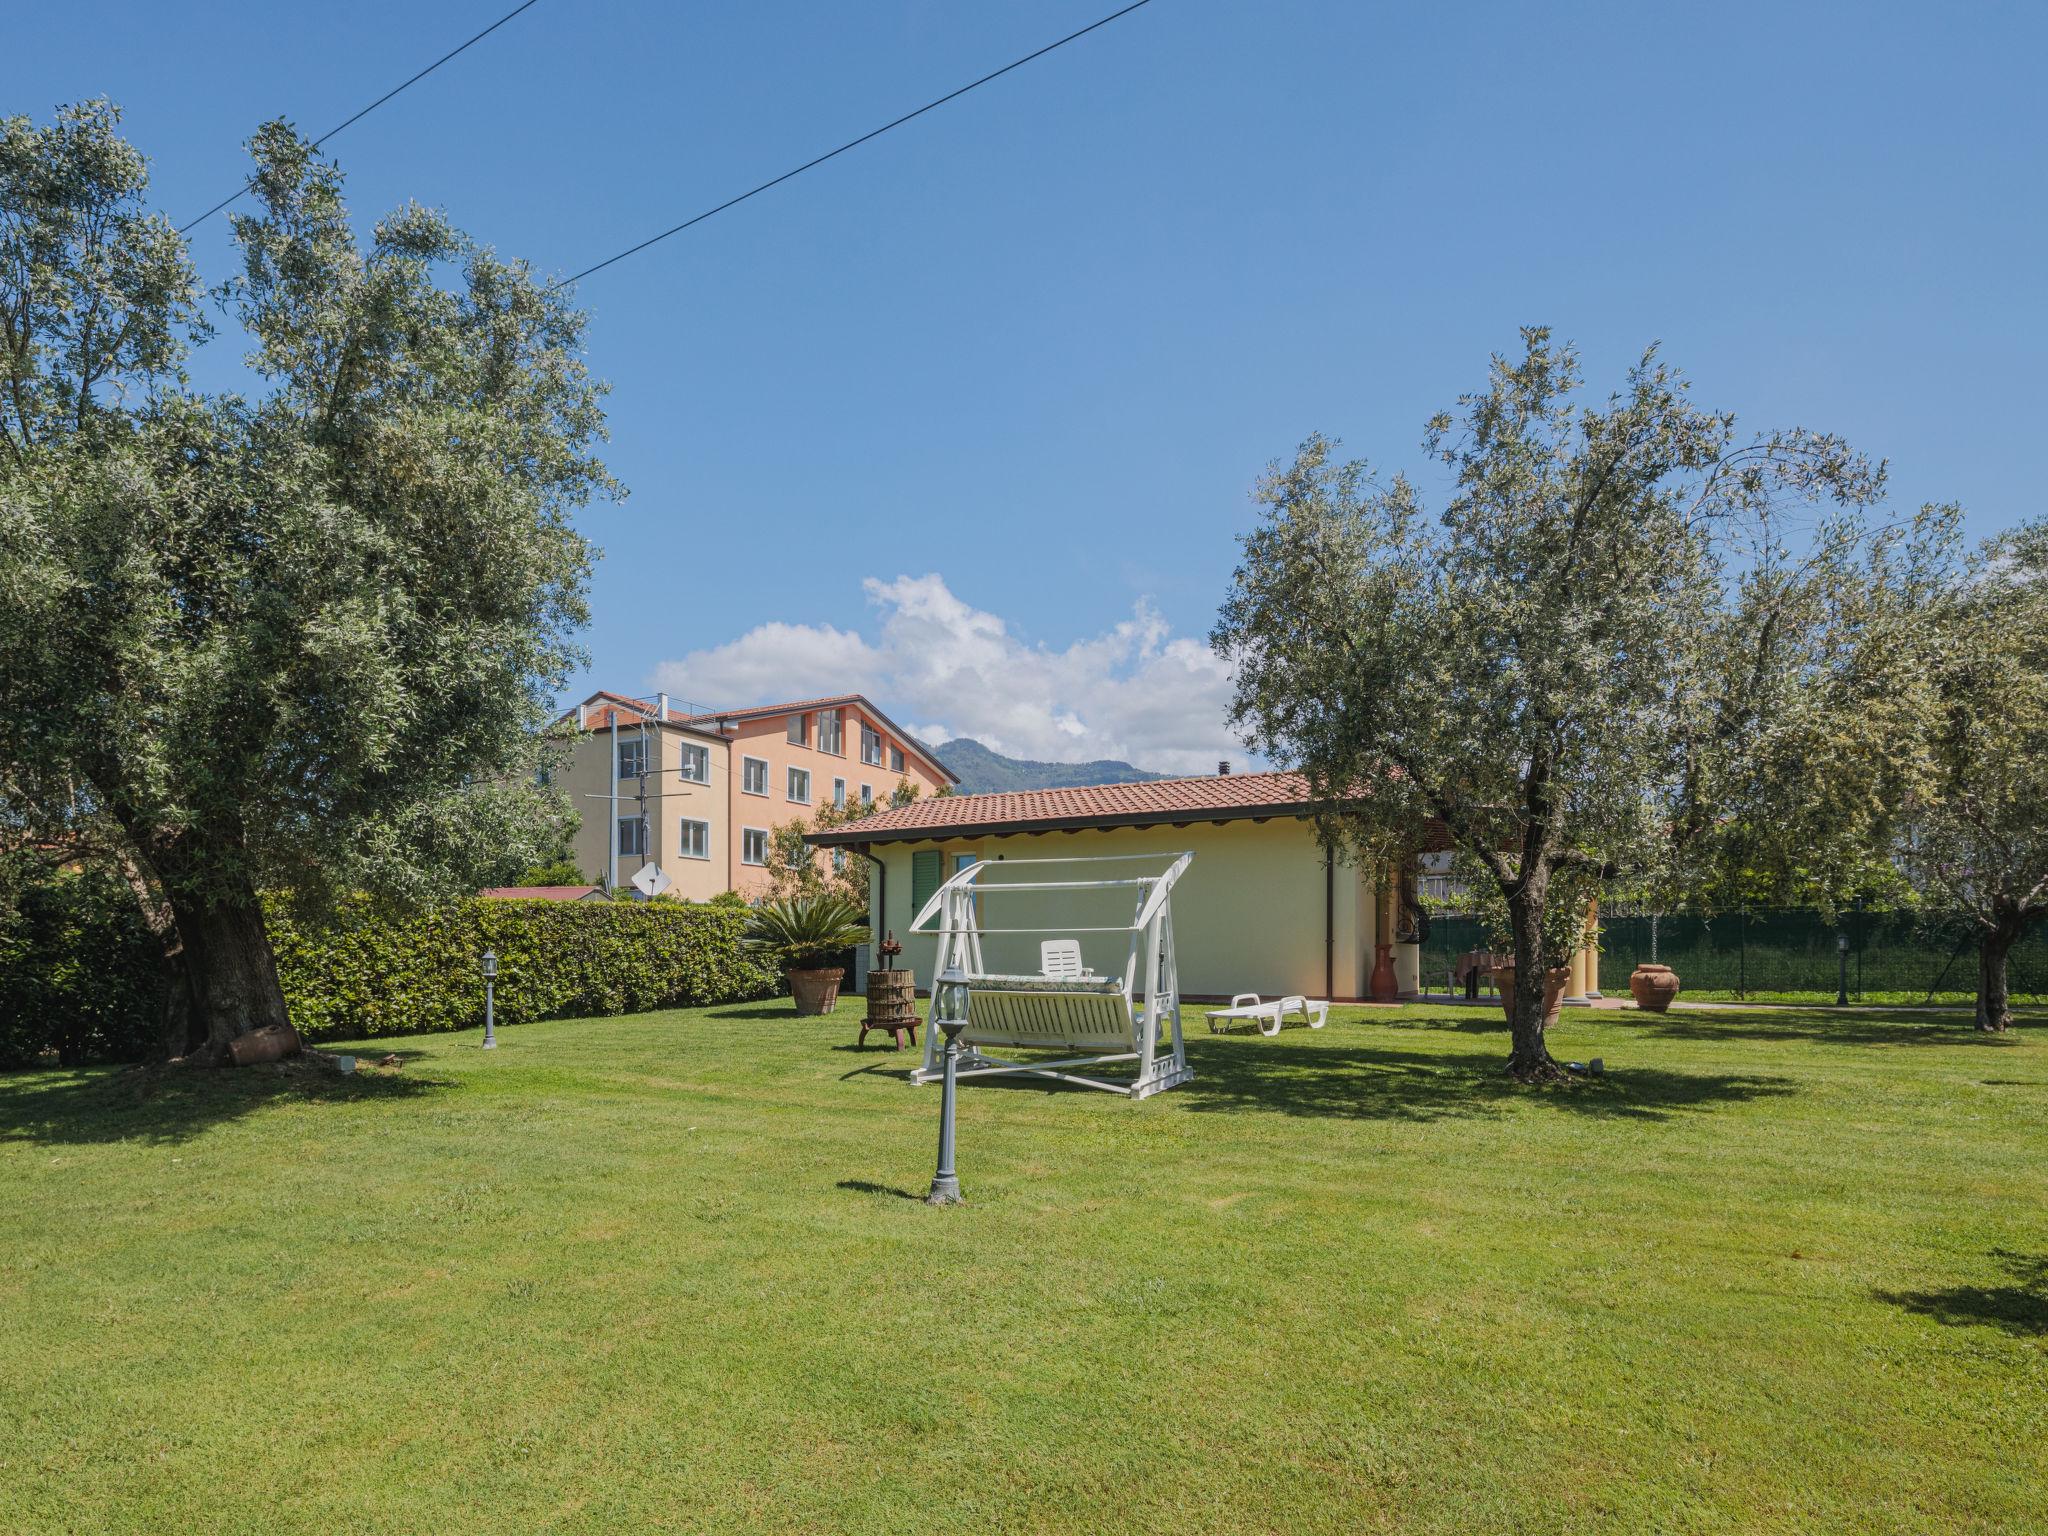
xmin=787 ymin=967 xmax=846 ymax=1016
xmin=1629 ymin=963 xmax=1681 ymax=1013
xmin=1493 ymin=963 xmax=1574 ymax=1030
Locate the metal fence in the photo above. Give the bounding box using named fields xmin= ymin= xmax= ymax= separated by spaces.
xmin=1419 ymin=908 xmax=2047 ymax=1002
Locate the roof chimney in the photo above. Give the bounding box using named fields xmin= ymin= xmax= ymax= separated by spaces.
xmin=577 ymin=700 xmax=590 ymax=728
xmin=1218 ymin=760 xmax=1232 ymax=775
xmin=657 ymin=691 xmax=670 ymax=721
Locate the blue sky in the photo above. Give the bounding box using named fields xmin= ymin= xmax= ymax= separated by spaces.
xmin=10 ymin=1 xmax=2043 ymax=771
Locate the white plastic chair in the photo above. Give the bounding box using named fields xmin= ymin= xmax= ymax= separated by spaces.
xmin=1040 ymin=938 xmax=1093 ymax=980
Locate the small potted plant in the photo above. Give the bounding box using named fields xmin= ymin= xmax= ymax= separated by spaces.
xmin=745 ymin=894 xmax=870 ymax=1015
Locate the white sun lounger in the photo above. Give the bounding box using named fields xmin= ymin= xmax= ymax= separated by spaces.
xmin=1204 ymin=993 xmax=1328 ymax=1037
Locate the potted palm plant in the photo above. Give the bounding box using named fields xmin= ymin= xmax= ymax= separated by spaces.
xmin=745 ymin=894 xmax=870 ymax=1015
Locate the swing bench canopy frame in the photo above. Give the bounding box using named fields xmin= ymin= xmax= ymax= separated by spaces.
xmin=907 ymin=851 xmax=1195 ymax=1099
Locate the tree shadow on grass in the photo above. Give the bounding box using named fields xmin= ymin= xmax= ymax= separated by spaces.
xmin=1178 ymin=1037 xmax=1794 ymax=1123
xmin=1877 ymin=1251 xmax=2048 ymax=1337
xmin=1371 ymin=1013 xmax=1512 ymax=1036
xmin=1626 ymin=1009 xmax=2037 ymax=1049
xmin=0 ymin=1058 xmax=446 ymax=1148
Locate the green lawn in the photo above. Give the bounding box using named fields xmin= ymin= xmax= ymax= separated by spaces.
xmin=3 ymin=1001 xmax=2044 ymax=1534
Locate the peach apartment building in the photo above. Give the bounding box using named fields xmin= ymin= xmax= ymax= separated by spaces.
xmin=555 ymin=691 xmax=958 ymax=899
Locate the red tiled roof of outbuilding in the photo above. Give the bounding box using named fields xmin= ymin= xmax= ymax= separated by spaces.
xmin=803 ymin=770 xmax=1365 ymax=846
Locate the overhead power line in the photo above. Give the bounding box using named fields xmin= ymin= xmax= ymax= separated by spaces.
xmin=551 ymin=0 xmax=1155 ymax=289
xmin=177 ymin=0 xmax=546 ymax=233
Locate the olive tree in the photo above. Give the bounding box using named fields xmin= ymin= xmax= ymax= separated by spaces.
xmin=0 ymin=102 xmax=613 ymax=1061
xmin=767 ymin=779 xmax=922 ymax=905
xmin=1903 ymin=519 xmax=2048 ymax=1031
xmin=1213 ymin=329 xmax=1889 ymax=1079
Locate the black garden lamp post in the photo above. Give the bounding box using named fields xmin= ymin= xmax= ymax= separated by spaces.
xmin=481 ymin=949 xmax=499 ymax=1049
xmin=1835 ymin=931 xmax=1850 ymax=1008
xmin=926 ymin=961 xmax=969 ymax=1206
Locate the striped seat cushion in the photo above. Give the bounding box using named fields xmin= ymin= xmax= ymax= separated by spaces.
xmin=964 ymin=976 xmax=1135 ymax=1052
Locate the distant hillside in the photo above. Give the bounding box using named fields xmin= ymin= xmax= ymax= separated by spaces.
xmin=923 ymin=737 xmax=1171 ymax=795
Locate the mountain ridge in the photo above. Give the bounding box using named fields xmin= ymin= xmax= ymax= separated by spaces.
xmin=922 ymin=737 xmax=1171 ymax=795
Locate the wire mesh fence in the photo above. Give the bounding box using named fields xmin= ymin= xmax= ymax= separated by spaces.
xmin=1419 ymin=908 xmax=2047 ymax=1004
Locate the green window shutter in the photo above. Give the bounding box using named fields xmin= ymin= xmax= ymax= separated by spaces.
xmin=910 ymin=849 xmax=943 ymax=921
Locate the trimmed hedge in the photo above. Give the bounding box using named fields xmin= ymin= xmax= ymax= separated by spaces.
xmin=269 ymin=896 xmax=780 ymax=1041
xmin=0 ymin=870 xmax=166 ymax=1067
xmin=0 ymin=887 xmax=781 ymax=1064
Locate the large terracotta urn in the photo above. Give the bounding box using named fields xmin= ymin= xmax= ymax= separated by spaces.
xmin=788 ymin=967 xmax=846 ymax=1016
xmin=1629 ymin=963 xmax=1681 ymax=1013
xmin=1494 ymin=964 xmax=1573 ymax=1030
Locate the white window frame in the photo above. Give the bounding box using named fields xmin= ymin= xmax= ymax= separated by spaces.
xmin=617 ymin=736 xmax=648 ymax=780
xmin=617 ymin=816 xmax=648 ymax=859
xmin=861 ymin=723 xmax=883 ymax=766
xmin=889 ymin=745 xmax=905 ymax=772
xmin=678 ymin=742 xmax=709 ymax=783
xmin=833 ymin=777 xmax=846 ymax=809
xmin=741 ymin=755 xmax=769 ymax=796
xmin=818 ymin=710 xmax=844 ymax=755
xmin=860 ymin=783 xmax=873 ymax=805
xmin=677 ymin=818 xmax=710 ymax=860
xmin=786 ymin=712 xmax=808 ymax=746
xmin=787 ymin=766 xmax=811 ymax=804
xmin=741 ymin=826 xmax=769 ymax=866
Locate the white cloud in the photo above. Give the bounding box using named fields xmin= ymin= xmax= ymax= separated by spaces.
xmin=649 ymin=574 xmax=1249 ymax=776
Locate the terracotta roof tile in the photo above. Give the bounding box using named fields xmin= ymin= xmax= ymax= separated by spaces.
xmin=805 ymin=770 xmax=1342 ymax=845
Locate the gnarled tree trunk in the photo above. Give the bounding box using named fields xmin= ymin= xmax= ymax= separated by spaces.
xmin=122 ymin=817 xmax=295 ymax=1064
xmin=1505 ymin=878 xmax=1565 ymax=1081
xmin=1976 ymin=914 xmax=2021 ymax=1034
xmin=170 ymin=879 xmax=292 ymax=1063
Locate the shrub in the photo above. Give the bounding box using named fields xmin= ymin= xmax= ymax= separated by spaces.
xmin=0 ymin=883 xmax=781 ymax=1064
xmin=269 ymin=896 xmax=780 ymax=1040
xmin=516 ymin=858 xmax=589 ymax=887
xmin=0 ymin=870 xmax=166 ymax=1067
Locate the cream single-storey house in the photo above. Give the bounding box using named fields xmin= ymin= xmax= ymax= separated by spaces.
xmin=807 ymin=770 xmax=1463 ymax=1003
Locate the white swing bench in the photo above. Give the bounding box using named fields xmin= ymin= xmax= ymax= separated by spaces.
xmin=908 ymin=851 xmax=1195 ymax=1100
